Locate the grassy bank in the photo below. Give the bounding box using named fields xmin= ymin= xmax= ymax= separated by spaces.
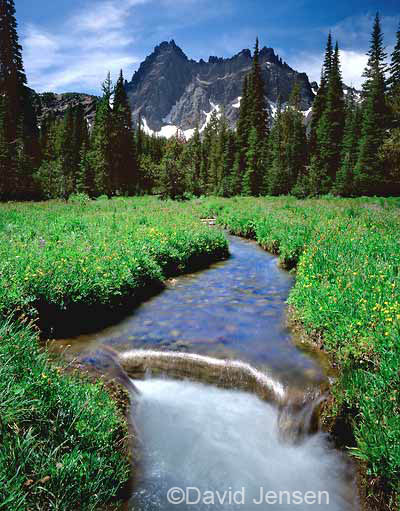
xmin=0 ymin=196 xmax=228 ymax=510
xmin=201 ymin=196 xmax=400 ymax=509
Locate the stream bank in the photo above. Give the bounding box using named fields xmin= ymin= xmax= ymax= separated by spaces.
xmin=58 ymin=234 xmax=360 ymax=510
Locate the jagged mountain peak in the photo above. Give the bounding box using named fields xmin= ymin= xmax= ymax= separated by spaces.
xmin=125 ymin=41 xmax=315 ymax=135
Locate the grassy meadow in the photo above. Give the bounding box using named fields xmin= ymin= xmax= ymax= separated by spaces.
xmin=201 ymin=195 xmax=400 ymax=508
xmin=1 ymin=195 xmax=399 ymax=509
xmin=0 ymin=196 xmax=228 ymax=510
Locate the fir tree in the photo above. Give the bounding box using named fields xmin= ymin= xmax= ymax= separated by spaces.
xmin=388 ymin=24 xmax=400 ymax=130
xmin=159 ymin=135 xmax=185 ymax=199
xmin=232 ymin=75 xmax=251 ymax=194
xmin=265 ymin=97 xmax=285 ymax=195
xmin=0 ymin=0 xmax=39 ymax=199
xmin=388 ymin=23 xmax=400 ymax=97
xmin=355 ymin=14 xmax=388 ymax=195
xmin=249 ymin=38 xmax=268 ymax=140
xmin=200 ymin=109 xmax=219 ymax=192
xmin=308 ymin=33 xmax=333 ymax=158
xmin=308 ymin=70 xmax=326 ymax=157
xmin=323 ymin=32 xmax=333 ymax=78
xmin=333 ymin=89 xmax=362 ymax=196
xmin=362 ymin=13 xmax=387 ymax=96
xmin=88 ymin=73 xmax=114 ymax=196
xmin=284 ymin=83 xmax=308 ymax=191
xmin=242 ymin=126 xmax=262 ymax=195
xmin=315 ymin=41 xmax=345 ymax=188
xmin=220 ymin=131 xmax=236 ymax=197
xmin=112 ymin=70 xmax=137 ymax=194
xmin=186 ymin=123 xmax=202 ymax=196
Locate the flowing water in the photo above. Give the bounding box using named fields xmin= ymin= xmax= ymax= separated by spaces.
xmin=55 ymin=235 xmax=358 ymax=510
xmin=130 ymin=378 xmax=355 ymax=510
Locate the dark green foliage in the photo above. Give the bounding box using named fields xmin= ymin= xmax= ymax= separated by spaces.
xmin=112 ymin=70 xmax=137 ymax=195
xmin=159 ymin=134 xmax=185 ymax=199
xmin=249 ymin=38 xmax=268 ymax=140
xmin=388 ymin=24 xmax=400 ymax=98
xmin=186 ymin=124 xmax=203 ymax=196
xmin=355 ymin=14 xmax=389 ymax=195
xmin=2 ymin=5 xmax=400 ymax=201
xmin=315 ymin=42 xmax=345 ymax=188
xmin=88 ymin=74 xmax=114 ymax=196
xmin=308 ymin=34 xmax=333 ymax=157
xmin=0 ymin=320 xmax=130 ymax=511
xmin=334 ymin=90 xmax=362 ymax=196
xmin=362 ymin=13 xmax=387 ymax=97
xmin=0 ymin=0 xmax=39 ymax=199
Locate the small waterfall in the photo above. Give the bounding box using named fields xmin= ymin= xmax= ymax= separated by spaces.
xmin=120 ymin=349 xmax=287 ymax=403
xmin=77 ymin=347 xmax=330 ymax=443
xmin=120 ymin=349 xmax=330 ymax=443
xmin=129 ymin=378 xmax=357 ymax=510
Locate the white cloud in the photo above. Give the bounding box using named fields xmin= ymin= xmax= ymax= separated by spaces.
xmin=22 ymin=0 xmax=146 ymax=93
xmin=339 ymin=50 xmax=369 ymax=89
xmin=290 ymin=48 xmax=368 ymax=90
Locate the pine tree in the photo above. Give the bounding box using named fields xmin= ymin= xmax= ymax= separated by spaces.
xmin=232 ymin=75 xmax=251 ymax=194
xmin=388 ymin=23 xmax=400 ymax=97
xmin=355 ymin=14 xmax=388 ymax=195
xmin=249 ymin=38 xmax=268 ymax=140
xmin=323 ymin=32 xmax=333 ymax=78
xmin=308 ymin=33 xmax=333 ymax=158
xmin=362 ymin=13 xmax=387 ymax=96
xmin=186 ymin=123 xmax=202 ymax=196
xmin=284 ymin=83 xmax=308 ymax=192
xmin=200 ymin=109 xmax=219 ymax=192
xmin=220 ymin=131 xmax=236 ymax=197
xmin=242 ymin=126 xmax=262 ymax=195
xmin=388 ymin=24 xmax=400 ymax=131
xmin=315 ymin=42 xmax=345 ymax=188
xmin=112 ymin=70 xmax=137 ymax=195
xmin=238 ymin=38 xmax=269 ymax=196
xmin=159 ymin=135 xmax=185 ymax=199
xmin=333 ymin=90 xmax=362 ymax=196
xmin=265 ymin=97 xmax=285 ymax=195
xmin=0 ymin=0 xmax=39 ymax=199
xmin=88 ymin=73 xmax=114 ymax=196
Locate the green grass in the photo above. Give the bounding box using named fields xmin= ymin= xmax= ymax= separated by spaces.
xmin=0 ymin=197 xmax=228 ymax=325
xmin=0 ymin=196 xmax=228 ymax=510
xmin=201 ymin=196 xmax=400 ymax=508
xmin=0 ymin=319 xmax=130 ymax=511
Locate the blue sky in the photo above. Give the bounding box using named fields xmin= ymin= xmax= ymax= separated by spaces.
xmin=16 ymin=0 xmax=400 ymax=94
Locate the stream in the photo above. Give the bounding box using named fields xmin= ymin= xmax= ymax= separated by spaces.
xmin=56 ymin=235 xmax=358 ymax=510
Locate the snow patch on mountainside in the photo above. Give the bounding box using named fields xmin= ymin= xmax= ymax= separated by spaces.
xmin=232 ymin=96 xmax=242 ymax=108
xmin=141 ymin=102 xmax=222 ymax=139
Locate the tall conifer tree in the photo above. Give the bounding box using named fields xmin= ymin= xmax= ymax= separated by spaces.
xmin=308 ymin=34 xmax=333 ymax=159
xmin=333 ymin=89 xmax=362 ymax=196
xmin=89 ymin=73 xmax=114 ymax=196
xmin=315 ymin=41 xmax=345 ymax=187
xmin=355 ymin=14 xmax=388 ymax=195
xmin=0 ymin=0 xmax=38 ymax=199
xmin=112 ymin=70 xmax=137 ymax=194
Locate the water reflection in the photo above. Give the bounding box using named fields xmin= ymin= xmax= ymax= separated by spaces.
xmin=56 ymin=236 xmax=326 ymax=388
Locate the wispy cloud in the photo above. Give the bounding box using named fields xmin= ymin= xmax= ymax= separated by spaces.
xmin=290 ymin=49 xmax=369 ymax=89
xmin=289 ymin=13 xmax=399 ymax=89
xmin=22 ymin=0 xmax=147 ymax=93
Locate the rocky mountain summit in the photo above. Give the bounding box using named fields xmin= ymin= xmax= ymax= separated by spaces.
xmin=31 ymin=41 xmax=317 ymax=136
xmin=31 ymin=91 xmax=98 ymax=127
xmin=125 ymin=40 xmax=315 ymax=135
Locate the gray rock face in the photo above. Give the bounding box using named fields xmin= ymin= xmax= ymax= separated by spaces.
xmin=31 ymin=91 xmax=99 ymax=127
xmin=125 ymin=40 xmax=315 ymax=132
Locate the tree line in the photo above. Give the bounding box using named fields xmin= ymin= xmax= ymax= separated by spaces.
xmin=0 ymin=0 xmax=399 ymax=201
xmin=158 ymin=16 xmax=400 ymax=199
